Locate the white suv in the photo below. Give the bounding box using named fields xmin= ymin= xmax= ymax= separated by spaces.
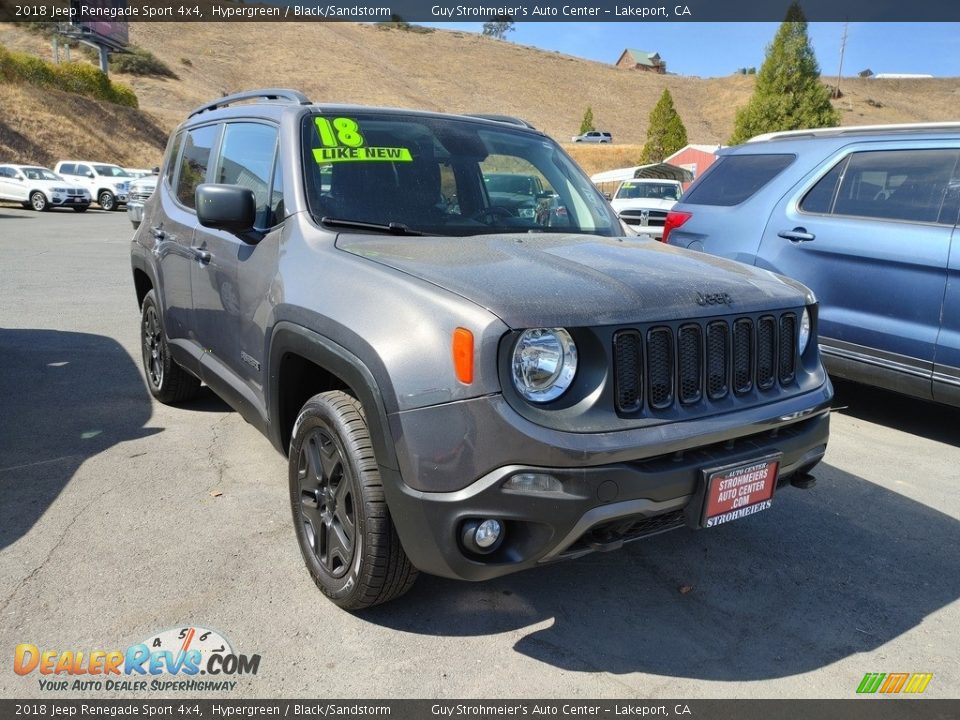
xmin=0 ymin=164 xmax=91 ymax=212
xmin=609 ymin=178 xmax=683 ymax=239
xmin=54 ymin=161 xmax=131 ymax=211
xmin=571 ymin=131 xmax=613 ymax=144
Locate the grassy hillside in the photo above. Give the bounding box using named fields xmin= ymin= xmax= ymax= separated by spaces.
xmin=2 ymin=20 xmax=960 ymax=172
xmin=0 ymin=83 xmax=168 ymax=167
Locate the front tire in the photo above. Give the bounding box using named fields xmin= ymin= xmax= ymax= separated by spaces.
xmin=140 ymin=289 xmax=201 ymax=404
xmin=30 ymin=191 xmax=49 ymax=211
xmin=289 ymin=391 xmax=417 ymax=610
xmin=98 ymin=190 xmax=116 ymax=211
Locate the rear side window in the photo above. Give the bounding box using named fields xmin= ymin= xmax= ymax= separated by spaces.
xmin=164 ymin=131 xmax=184 ymax=188
xmin=802 ymin=148 xmax=960 ymax=225
xmin=176 ymin=125 xmax=219 ymax=209
xmin=683 ymin=154 xmax=795 ymax=206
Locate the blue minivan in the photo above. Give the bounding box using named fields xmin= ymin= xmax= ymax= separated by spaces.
xmin=664 ymin=123 xmax=960 ymax=407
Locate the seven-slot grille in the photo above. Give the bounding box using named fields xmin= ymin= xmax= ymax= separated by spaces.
xmin=613 ymin=312 xmax=801 ymax=414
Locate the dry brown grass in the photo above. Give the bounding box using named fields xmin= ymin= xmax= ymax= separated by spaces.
xmin=0 ymin=83 xmax=168 ymax=167
xmin=2 ymin=21 xmax=959 ymax=171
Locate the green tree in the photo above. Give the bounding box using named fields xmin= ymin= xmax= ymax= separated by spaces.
xmin=639 ymin=89 xmax=688 ymax=163
xmin=729 ymin=2 xmax=839 ymax=144
xmin=482 ymin=18 xmax=515 ymax=40
xmin=579 ymin=106 xmax=595 ymax=135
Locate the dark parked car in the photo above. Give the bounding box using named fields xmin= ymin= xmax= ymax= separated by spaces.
xmin=131 ymin=88 xmax=832 ymax=609
xmin=665 ymin=123 xmax=960 ymax=407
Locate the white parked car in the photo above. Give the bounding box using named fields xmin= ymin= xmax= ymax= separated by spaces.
xmin=571 ymin=131 xmax=613 ymax=143
xmin=609 ymin=178 xmax=683 ymax=239
xmin=53 ymin=160 xmax=132 ymax=211
xmin=126 ymin=174 xmax=158 ymax=229
xmin=0 ymin=164 xmax=92 ymax=212
xmin=124 ymin=168 xmax=155 ymax=179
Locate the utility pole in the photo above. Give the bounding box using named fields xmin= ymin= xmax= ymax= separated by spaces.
xmin=834 ymin=22 xmax=848 ymax=99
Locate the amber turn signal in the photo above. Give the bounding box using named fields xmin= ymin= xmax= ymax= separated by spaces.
xmin=452 ymin=327 xmax=474 ymax=384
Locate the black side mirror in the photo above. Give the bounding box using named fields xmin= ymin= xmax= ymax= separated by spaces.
xmin=196 ymin=184 xmax=260 ymax=243
xmin=603 ymin=192 xmax=612 ymax=200
xmin=152 ymin=167 xmax=160 ymax=174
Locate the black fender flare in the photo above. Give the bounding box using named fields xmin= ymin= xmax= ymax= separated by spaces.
xmin=267 ymin=321 xmax=398 ymax=472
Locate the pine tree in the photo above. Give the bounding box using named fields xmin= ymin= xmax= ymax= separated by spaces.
xmin=579 ymin=106 xmax=595 ymax=135
xmin=640 ymin=89 xmax=688 ymax=163
xmin=729 ymin=2 xmax=839 ymax=144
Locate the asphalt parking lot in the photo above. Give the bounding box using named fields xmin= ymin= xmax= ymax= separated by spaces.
xmin=1 ymin=205 xmax=958 ymax=700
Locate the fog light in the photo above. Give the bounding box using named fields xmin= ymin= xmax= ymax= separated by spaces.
xmin=475 ymin=519 xmax=502 ymax=548
xmin=503 ymin=472 xmax=562 ymax=493
xmin=460 ymin=518 xmax=504 ymax=555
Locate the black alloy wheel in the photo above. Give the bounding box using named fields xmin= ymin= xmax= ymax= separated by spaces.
xmin=296 ymin=427 xmax=357 ymax=578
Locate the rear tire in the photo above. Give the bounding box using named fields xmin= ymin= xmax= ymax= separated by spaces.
xmin=30 ymin=191 xmax=48 ymax=212
xmin=289 ymin=391 xmax=417 ymax=609
xmin=140 ymin=289 xmax=201 ymax=404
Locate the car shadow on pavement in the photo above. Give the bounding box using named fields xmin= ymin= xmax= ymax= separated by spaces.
xmin=831 ymin=378 xmax=957 ymax=447
xmin=0 ymin=328 xmax=159 ymax=551
xmin=364 ymin=460 xmax=959 ymax=680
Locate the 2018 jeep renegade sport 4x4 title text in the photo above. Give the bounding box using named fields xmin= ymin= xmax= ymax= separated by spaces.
xmin=131 ymin=89 xmax=832 ymax=609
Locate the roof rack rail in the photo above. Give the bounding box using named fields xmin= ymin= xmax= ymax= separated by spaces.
xmin=747 ymin=121 xmax=960 ymax=143
xmin=188 ymin=88 xmax=312 ymax=118
xmin=464 ymin=113 xmax=536 ymax=129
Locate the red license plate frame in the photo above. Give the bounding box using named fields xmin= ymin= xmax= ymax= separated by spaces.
xmin=701 ymin=453 xmax=781 ymax=529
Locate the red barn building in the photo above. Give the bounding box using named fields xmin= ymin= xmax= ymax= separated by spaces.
xmin=664 ymin=144 xmax=723 ymax=189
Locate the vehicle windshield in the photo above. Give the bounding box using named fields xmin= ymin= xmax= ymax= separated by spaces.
xmin=484 ymin=174 xmax=538 ymax=195
xmin=301 ymin=113 xmax=620 ymax=237
xmin=93 ymin=165 xmax=131 ymax=177
xmin=615 ymin=182 xmax=681 ymax=201
xmin=22 ymin=167 xmax=60 ymax=181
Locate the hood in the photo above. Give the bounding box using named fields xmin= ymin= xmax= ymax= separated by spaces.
xmin=337 ymin=233 xmax=812 ymax=328
xmin=130 ymin=177 xmax=158 ymax=192
xmin=610 ymin=198 xmax=677 ymax=213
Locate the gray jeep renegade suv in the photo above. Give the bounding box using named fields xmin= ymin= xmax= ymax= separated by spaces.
xmin=131 ymin=89 xmax=833 ymax=609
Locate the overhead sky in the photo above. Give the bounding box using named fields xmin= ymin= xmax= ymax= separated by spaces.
xmin=421 ymin=22 xmax=960 ymax=78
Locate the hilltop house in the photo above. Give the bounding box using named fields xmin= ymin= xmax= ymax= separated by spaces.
xmin=615 ymin=49 xmax=667 ymax=74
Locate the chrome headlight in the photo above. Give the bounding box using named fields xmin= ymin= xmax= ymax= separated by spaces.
xmin=511 ymin=328 xmax=578 ymax=403
xmin=798 ymin=308 xmax=811 ymax=355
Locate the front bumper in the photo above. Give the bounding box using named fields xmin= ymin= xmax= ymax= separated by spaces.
xmin=50 ymin=195 xmax=91 ymax=207
xmin=384 ymin=385 xmax=832 ymax=581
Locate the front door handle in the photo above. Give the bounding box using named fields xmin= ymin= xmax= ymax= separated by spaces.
xmin=191 ymin=246 xmax=212 ymax=265
xmin=778 ymin=227 xmax=816 ymax=243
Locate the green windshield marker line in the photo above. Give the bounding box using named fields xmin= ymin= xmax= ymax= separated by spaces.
xmin=315 ymin=117 xmax=338 ymax=148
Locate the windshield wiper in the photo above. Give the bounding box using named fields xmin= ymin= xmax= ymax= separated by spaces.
xmin=320 ymin=217 xmax=423 ymax=236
